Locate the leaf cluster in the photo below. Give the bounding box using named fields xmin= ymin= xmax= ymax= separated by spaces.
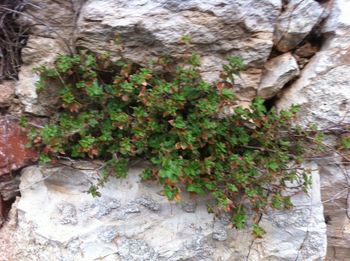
xmin=28 ymin=49 xmax=322 ymax=234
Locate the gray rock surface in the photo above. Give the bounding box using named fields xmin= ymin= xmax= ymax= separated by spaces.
xmin=277 ymin=0 xmax=350 ymax=129
xmin=15 ymin=0 xmax=81 ymax=115
xmin=274 ymin=0 xmax=325 ymax=52
xmin=0 ymin=162 xmax=326 ymax=260
xmin=76 ymin=0 xmax=282 ymax=98
xmin=258 ymin=52 xmax=300 ymax=99
xmin=277 ymin=0 xmax=350 ymax=259
xmin=3 ymin=0 xmax=349 ymax=259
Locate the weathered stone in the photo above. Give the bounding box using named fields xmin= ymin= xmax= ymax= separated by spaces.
xmin=16 ymin=37 xmax=64 ymax=115
xmin=92 ymin=197 xmax=121 ymax=219
xmin=97 ymin=225 xmax=118 ymax=243
xmin=136 ymin=195 xmax=161 ymax=212
xmin=212 ymin=222 xmax=227 ymax=241
xmin=116 ymin=238 xmax=158 ymax=260
xmin=0 ymin=176 xmax=20 ymax=201
xmin=277 ymin=2 xmax=350 ymax=129
xmin=258 ymin=52 xmax=300 ymax=99
xmin=0 ymin=162 xmax=326 ymax=260
xmin=18 ymin=0 xmax=80 ymax=43
xmin=56 ymin=202 xmax=78 ymax=225
xmin=0 ymin=117 xmax=37 ymax=176
xmin=274 ymin=0 xmax=324 ymax=52
xmin=0 ymin=81 xmax=15 ymax=108
xmin=277 ymin=0 xmax=350 ymax=258
xmin=295 ymin=42 xmax=319 ymax=58
xmin=77 ymin=0 xmax=282 ymax=98
xmin=248 ymin=164 xmax=327 ymax=261
xmin=15 ymin=0 xmax=82 ymax=116
xmin=181 ymin=201 xmax=197 ymax=213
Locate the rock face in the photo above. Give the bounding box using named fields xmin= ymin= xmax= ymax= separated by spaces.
xmin=15 ymin=0 xmax=80 ymax=115
xmin=0 ymin=117 xmax=36 ymax=226
xmin=76 ymin=0 xmax=282 ymax=99
xmin=0 ymin=162 xmax=326 ymax=261
xmin=258 ymin=52 xmax=300 ymax=99
xmin=274 ymin=0 xmax=325 ymax=52
xmin=277 ymin=0 xmax=350 ymax=259
xmin=1 ymin=0 xmax=349 ymax=259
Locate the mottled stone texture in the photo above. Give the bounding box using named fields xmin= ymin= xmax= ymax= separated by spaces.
xmin=258 ymin=52 xmax=300 ymax=99
xmin=76 ymin=0 xmax=282 ymax=100
xmin=0 ymin=162 xmax=326 ymax=260
xmin=0 ymin=118 xmax=36 ymax=176
xmin=0 ymin=81 xmax=15 ymax=108
xmin=0 ymin=117 xmax=36 ymax=226
xmin=274 ymin=0 xmax=325 ymax=52
xmin=1 ymin=0 xmax=350 ymax=259
xmin=277 ymin=0 xmax=350 ymax=259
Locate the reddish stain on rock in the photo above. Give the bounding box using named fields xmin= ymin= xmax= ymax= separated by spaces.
xmin=0 ymin=117 xmax=37 ymax=176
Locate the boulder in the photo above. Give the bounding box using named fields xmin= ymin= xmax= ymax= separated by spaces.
xmin=0 ymin=162 xmax=326 ymax=260
xmin=274 ymin=0 xmax=325 ymax=52
xmin=258 ymin=52 xmax=300 ymax=99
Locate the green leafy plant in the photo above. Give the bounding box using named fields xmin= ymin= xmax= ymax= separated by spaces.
xmin=27 ymin=48 xmax=323 ymax=232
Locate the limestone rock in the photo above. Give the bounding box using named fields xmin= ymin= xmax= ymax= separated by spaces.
xmin=0 ymin=81 xmax=15 ymax=108
xmin=258 ymin=52 xmax=300 ymax=99
xmin=77 ymin=0 xmax=282 ymax=97
xmin=277 ymin=0 xmax=350 ymax=258
xmin=277 ymin=1 xmax=350 ymax=129
xmin=16 ymin=37 xmax=65 ymax=115
xmin=0 ymin=162 xmax=326 ymax=260
xmin=15 ymin=0 xmax=80 ymax=116
xmin=18 ymin=0 xmax=80 ymax=44
xmin=274 ymin=0 xmax=325 ymax=52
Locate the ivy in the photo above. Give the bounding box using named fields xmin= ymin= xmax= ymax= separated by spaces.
xmin=27 ymin=48 xmax=323 ymax=233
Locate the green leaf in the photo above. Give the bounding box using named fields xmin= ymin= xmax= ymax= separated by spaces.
xmin=27 ymin=47 xmax=321 ymax=235
xmin=341 ymin=136 xmax=350 ymax=149
xmin=86 ymin=81 xmax=103 ymax=97
xmin=187 ymin=183 xmax=205 ymax=195
xmin=228 ymin=184 xmax=238 ymax=192
xmin=231 ymin=208 xmax=247 ymax=229
xmin=39 ymin=154 xmax=52 ymax=165
xmin=267 ymin=161 xmax=279 ymax=171
xmin=252 ymin=224 xmax=266 ymax=238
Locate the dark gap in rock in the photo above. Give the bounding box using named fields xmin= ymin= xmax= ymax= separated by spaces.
xmin=281 ymin=0 xmax=289 ymax=12
xmin=263 ymin=95 xmax=279 ymax=111
xmin=1 ymin=196 xmax=16 ymax=223
xmin=324 ymin=214 xmax=331 ymax=225
xmin=315 ymin=0 xmax=329 ymax=3
xmin=0 ymin=169 xmax=21 ymax=227
xmin=301 ymin=25 xmax=325 ymax=50
xmin=215 ymin=3 xmax=227 ymax=8
xmin=263 ymin=77 xmax=299 ymax=111
xmin=0 ymin=106 xmax=10 ymax=115
xmin=0 ymin=0 xmax=29 ymax=82
xmin=292 ymin=19 xmax=328 ymax=69
xmin=268 ymin=46 xmax=284 ymax=60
